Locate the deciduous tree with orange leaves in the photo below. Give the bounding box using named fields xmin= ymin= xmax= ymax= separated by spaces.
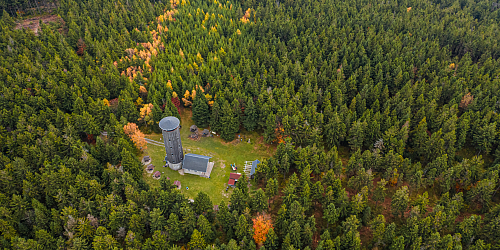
xmin=123 ymin=123 xmax=147 ymax=151
xmin=252 ymin=214 xmax=273 ymax=246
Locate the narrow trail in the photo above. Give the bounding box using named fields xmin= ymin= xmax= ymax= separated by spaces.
xmin=143 ymin=137 xmax=164 ymax=147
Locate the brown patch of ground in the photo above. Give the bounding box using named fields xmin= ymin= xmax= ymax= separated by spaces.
xmin=219 ymin=160 xmax=226 ymax=168
xmin=455 ymin=211 xmax=484 ymax=223
xmin=312 ymin=203 xmax=324 ymax=248
xmin=15 ymin=14 xmax=64 ymax=35
xmin=378 ymin=196 xmax=396 ymax=222
xmin=359 ymin=226 xmax=373 ymax=247
xmin=187 ymin=135 xmax=201 ymax=141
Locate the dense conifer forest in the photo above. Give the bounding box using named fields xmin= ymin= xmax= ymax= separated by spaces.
xmin=0 ymin=0 xmax=500 ymax=248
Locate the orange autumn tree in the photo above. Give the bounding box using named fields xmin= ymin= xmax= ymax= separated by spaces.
xmin=252 ymin=214 xmax=273 ymax=246
xmin=123 ymin=123 xmax=147 ymax=151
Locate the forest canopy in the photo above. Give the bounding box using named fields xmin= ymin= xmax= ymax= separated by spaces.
xmin=0 ymin=0 xmax=500 ymax=248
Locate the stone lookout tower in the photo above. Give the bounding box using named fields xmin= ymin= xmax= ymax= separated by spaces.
xmin=159 ymin=116 xmax=184 ymax=170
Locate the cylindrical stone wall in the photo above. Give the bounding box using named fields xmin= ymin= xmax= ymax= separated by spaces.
xmin=159 ymin=117 xmax=184 ymax=171
xmin=162 ymin=127 xmax=183 ymax=169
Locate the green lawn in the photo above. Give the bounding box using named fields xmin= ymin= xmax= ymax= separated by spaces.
xmin=141 ymin=109 xmax=274 ymax=205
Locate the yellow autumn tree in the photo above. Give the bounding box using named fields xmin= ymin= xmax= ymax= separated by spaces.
xmin=103 ymin=99 xmax=110 ymax=107
xmin=135 ymin=97 xmax=144 ymax=107
xmin=123 ymin=123 xmax=147 ymax=151
xmin=138 ymin=103 xmax=154 ymax=128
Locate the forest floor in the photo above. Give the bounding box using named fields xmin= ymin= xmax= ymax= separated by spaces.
xmin=141 ymin=109 xmax=274 ymax=204
xmin=14 ymin=14 xmax=64 ymax=35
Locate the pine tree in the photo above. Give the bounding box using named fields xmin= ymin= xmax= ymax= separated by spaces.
xmin=152 ymin=102 xmax=163 ymax=131
xmin=189 ymin=229 xmax=206 ymax=250
xmin=413 ymin=117 xmax=429 ymax=160
xmin=391 ymin=186 xmax=409 ymax=218
xmin=210 ymin=101 xmax=222 ymax=133
xmin=181 ymin=206 xmax=197 ymax=239
xmin=311 ymin=181 xmax=324 ymax=206
xmin=231 ymin=99 xmax=242 ymax=133
xmin=117 ymin=92 xmax=139 ymax=123
xmin=166 ymin=92 xmax=181 ymax=120
xmin=193 ymin=191 xmax=213 ymax=215
xmin=167 ymin=213 xmax=183 ymax=242
xmin=197 ymin=215 xmax=214 ymax=243
xmin=348 ymin=121 xmax=365 ymax=151
xmin=373 ymin=179 xmax=388 ymax=207
xmin=251 ymin=189 xmax=268 ymax=213
xmin=230 ymin=188 xmax=247 ymax=214
xmin=390 ymin=236 xmax=405 ymax=250
xmin=220 ymin=100 xmax=237 ymax=141
xmin=120 ymin=148 xmax=142 ymax=180
xmin=1 ymin=10 xmax=16 ymax=28
xmin=473 ymin=122 xmax=497 ymax=154
xmin=265 ymin=178 xmax=279 ymax=206
xmin=323 ymin=203 xmax=339 ymax=228
xmin=264 ymin=228 xmax=279 ymax=250
xmin=243 ymin=98 xmax=258 ymax=131
xmin=264 ymin=113 xmax=276 ymax=144
xmin=236 ymin=214 xmax=250 ymax=241
xmin=192 ymin=87 xmax=210 ymax=127
xmin=288 ymin=221 xmax=302 ymax=249
xmin=150 ymin=208 xmax=166 ymax=232
xmin=324 ymin=111 xmax=346 ymax=149
xmin=236 ymin=172 xmax=249 ymax=197
xmin=216 ymin=200 xmax=234 ymax=238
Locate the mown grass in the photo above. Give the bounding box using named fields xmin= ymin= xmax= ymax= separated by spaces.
xmin=141 ymin=109 xmax=274 ymax=205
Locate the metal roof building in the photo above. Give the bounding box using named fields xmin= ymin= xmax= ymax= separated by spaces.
xmin=229 ymin=173 xmax=242 ymax=180
xmin=182 ymin=154 xmax=214 ymax=177
xmin=250 ymin=160 xmax=260 ymax=176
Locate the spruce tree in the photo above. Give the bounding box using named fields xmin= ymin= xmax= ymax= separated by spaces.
xmin=231 ymin=99 xmax=241 ymax=133
xmin=117 ymin=92 xmax=139 ymax=123
xmin=197 ymin=215 xmax=214 ymax=243
xmin=243 ymin=98 xmax=257 ymax=131
xmin=167 ymin=213 xmax=183 ymax=242
xmin=120 ymin=148 xmax=142 ymax=180
xmin=220 ymin=100 xmax=237 ymax=141
xmin=264 ymin=113 xmax=276 ymax=144
xmin=193 ymin=191 xmax=213 ymax=215
xmin=165 ymin=92 xmax=181 ymax=120
xmin=235 ymin=214 xmax=250 ymax=241
xmin=264 ymin=228 xmax=279 ymax=250
xmin=210 ymin=101 xmax=222 ymax=133
xmin=348 ymin=121 xmax=365 ymax=151
xmin=189 ymin=229 xmax=206 ymax=250
xmin=192 ymin=87 xmax=210 ymax=127
xmin=251 ymin=189 xmax=268 ymax=213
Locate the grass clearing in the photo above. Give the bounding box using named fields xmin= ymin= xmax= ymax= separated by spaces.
xmin=141 ymin=109 xmax=274 ymax=204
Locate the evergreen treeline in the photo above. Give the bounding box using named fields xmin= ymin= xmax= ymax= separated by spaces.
xmin=0 ymin=0 xmax=58 ymax=17
xmin=0 ymin=0 xmax=499 ymax=248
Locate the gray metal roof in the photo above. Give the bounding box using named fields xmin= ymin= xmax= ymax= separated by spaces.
xmin=182 ymin=153 xmax=211 ymax=172
xmin=159 ymin=116 xmax=180 ymax=131
xmin=250 ymin=159 xmax=260 ymax=176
